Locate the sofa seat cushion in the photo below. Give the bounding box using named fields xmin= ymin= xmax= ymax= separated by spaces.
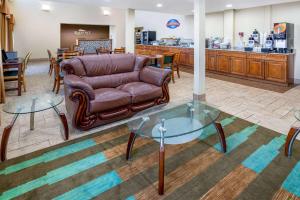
xmin=118 ymin=82 xmax=162 ymax=104
xmin=90 ymin=88 xmax=131 ymax=113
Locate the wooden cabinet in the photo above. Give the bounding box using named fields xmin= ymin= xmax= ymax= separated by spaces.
xmin=135 ymin=45 xmax=294 ymax=85
xmin=217 ymin=55 xmax=230 ymax=73
xmin=207 ymin=55 xmax=217 ymax=71
xmin=265 ymin=61 xmax=287 ymax=83
xmin=231 ymin=57 xmax=246 ymax=75
xmin=246 ymin=59 xmax=265 ymax=79
xmin=179 ymin=50 xmax=193 ymax=67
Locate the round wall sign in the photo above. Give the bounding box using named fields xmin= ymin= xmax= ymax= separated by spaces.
xmin=166 ymin=19 xmax=180 ymax=29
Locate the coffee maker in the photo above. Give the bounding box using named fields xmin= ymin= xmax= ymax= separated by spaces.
xmin=273 ymin=22 xmax=294 ymax=53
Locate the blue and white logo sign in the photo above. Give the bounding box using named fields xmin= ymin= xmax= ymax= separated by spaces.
xmin=166 ymin=19 xmax=180 ymax=29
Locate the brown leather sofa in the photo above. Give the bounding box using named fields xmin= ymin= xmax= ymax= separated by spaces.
xmin=62 ymin=54 xmax=171 ymax=130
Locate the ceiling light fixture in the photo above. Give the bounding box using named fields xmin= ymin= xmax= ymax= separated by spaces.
xmin=226 ymin=4 xmax=233 ymax=8
xmin=41 ymin=4 xmax=51 ymax=11
xmin=103 ymin=10 xmax=111 ymax=16
xmin=156 ymin=3 xmax=163 ymax=8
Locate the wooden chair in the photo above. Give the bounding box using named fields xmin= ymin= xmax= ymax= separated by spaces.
xmin=114 ymin=47 xmax=126 ymax=54
xmin=47 ymin=49 xmax=54 ymax=76
xmin=74 ymin=46 xmax=85 ymax=56
xmin=160 ymin=53 xmax=176 ymax=83
xmin=57 ymin=48 xmax=70 ymax=59
xmin=173 ymin=53 xmax=181 ymax=79
xmin=52 ymin=58 xmax=64 ymax=94
xmin=96 ymin=47 xmax=111 ymax=55
xmin=4 ymin=51 xmax=32 ymax=92
xmin=63 ymin=51 xmax=80 ymax=60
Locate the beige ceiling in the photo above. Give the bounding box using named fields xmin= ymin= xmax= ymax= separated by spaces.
xmin=49 ymin=0 xmax=300 ymax=14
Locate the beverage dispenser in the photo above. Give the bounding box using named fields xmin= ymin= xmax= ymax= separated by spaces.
xmin=273 ymin=22 xmax=294 ymax=53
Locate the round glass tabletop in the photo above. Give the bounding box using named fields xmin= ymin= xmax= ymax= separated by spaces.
xmin=127 ymin=101 xmax=220 ymax=143
xmin=295 ymin=110 xmax=300 ymax=121
xmin=2 ymin=93 xmax=64 ymax=114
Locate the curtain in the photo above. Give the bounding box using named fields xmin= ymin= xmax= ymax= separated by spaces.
xmin=0 ymin=0 xmax=10 ymax=103
xmin=0 ymin=13 xmax=7 ymax=50
xmin=8 ymin=14 xmax=14 ymax=51
xmin=0 ymin=13 xmax=5 ymax=104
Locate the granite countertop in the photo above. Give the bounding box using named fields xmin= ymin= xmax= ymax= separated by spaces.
xmin=136 ymin=44 xmax=295 ymax=55
xmin=206 ymin=48 xmax=295 ymax=55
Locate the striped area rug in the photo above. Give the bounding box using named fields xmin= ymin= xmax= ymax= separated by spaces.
xmin=1 ymin=112 xmax=300 ymax=200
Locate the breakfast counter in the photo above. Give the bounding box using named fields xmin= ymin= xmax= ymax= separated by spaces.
xmin=136 ymin=44 xmax=295 ymax=85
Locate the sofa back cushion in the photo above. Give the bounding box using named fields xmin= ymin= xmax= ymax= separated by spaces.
xmin=78 ymin=54 xmax=136 ymax=77
xmin=61 ymin=53 xmax=149 ymax=89
xmin=82 ymin=71 xmax=140 ymax=89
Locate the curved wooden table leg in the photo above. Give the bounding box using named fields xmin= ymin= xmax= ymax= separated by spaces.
xmin=214 ymin=122 xmax=227 ymax=153
xmin=53 ymin=106 xmax=69 ymax=141
xmin=126 ymin=132 xmax=137 ymax=160
xmin=1 ymin=114 xmax=19 ymax=162
xmin=285 ymin=127 xmax=300 ymax=157
xmin=158 ymin=142 xmax=165 ymax=195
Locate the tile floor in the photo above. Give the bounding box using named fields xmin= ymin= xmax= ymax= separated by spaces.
xmin=1 ymin=61 xmax=300 ymax=159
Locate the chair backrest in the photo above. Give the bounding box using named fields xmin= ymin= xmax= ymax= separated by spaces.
xmin=173 ymin=53 xmax=180 ymax=65
xmin=74 ymin=46 xmax=85 ymax=56
xmin=162 ymin=53 xmax=175 ymax=65
xmin=114 ymin=47 xmax=126 ymax=54
xmin=47 ymin=49 xmax=52 ymax=60
xmin=63 ymin=51 xmax=80 ymax=60
xmin=96 ymin=47 xmax=111 ymax=55
xmin=22 ymin=51 xmax=32 ymax=72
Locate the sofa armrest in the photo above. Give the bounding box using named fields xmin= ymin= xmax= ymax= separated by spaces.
xmin=64 ymin=75 xmax=95 ymax=100
xmin=140 ymin=66 xmax=171 ymax=86
xmin=134 ymin=56 xmax=150 ymax=71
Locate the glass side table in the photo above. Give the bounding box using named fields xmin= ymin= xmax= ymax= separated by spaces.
xmin=126 ymin=101 xmax=226 ymax=195
xmin=1 ymin=93 xmax=69 ymax=162
xmin=285 ymin=110 xmax=300 ymax=157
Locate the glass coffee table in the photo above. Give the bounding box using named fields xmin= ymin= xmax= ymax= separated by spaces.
xmin=126 ymin=101 xmax=227 ymax=195
xmin=285 ymin=110 xmax=300 ymax=157
xmin=1 ymin=93 xmax=69 ymax=162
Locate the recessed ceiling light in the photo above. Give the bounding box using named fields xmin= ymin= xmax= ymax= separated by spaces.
xmin=226 ymin=4 xmax=233 ymax=8
xmin=156 ymin=3 xmax=163 ymax=8
xmin=41 ymin=4 xmax=51 ymax=11
xmin=103 ymin=10 xmax=111 ymax=16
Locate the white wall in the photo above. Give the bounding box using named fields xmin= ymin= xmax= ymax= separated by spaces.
xmin=272 ymin=2 xmax=300 ymax=83
xmin=206 ymin=12 xmax=224 ymax=38
xmin=135 ymin=10 xmax=194 ymax=39
xmin=234 ymin=6 xmax=267 ymax=43
xmin=234 ymin=2 xmax=300 ymax=82
xmin=135 ymin=11 xmax=224 ymax=39
xmin=11 ymin=0 xmax=126 ymax=59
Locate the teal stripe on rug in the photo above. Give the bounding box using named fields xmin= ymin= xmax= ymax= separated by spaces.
xmin=242 ymin=135 xmax=286 ymax=173
xmin=282 ymin=162 xmax=300 ymax=197
xmin=0 ymin=139 xmax=97 ymax=176
xmin=125 ymin=196 xmax=136 ymax=200
xmin=214 ymin=124 xmax=259 ymax=153
xmin=0 ymin=153 xmax=106 ymax=200
xmin=54 ymin=171 xmax=122 ymax=200
xmin=199 ymin=116 xmax=236 ymax=140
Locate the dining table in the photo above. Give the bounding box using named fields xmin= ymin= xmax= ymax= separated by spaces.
xmin=2 ymin=58 xmax=24 ymax=96
xmin=139 ymin=54 xmax=163 ymax=67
